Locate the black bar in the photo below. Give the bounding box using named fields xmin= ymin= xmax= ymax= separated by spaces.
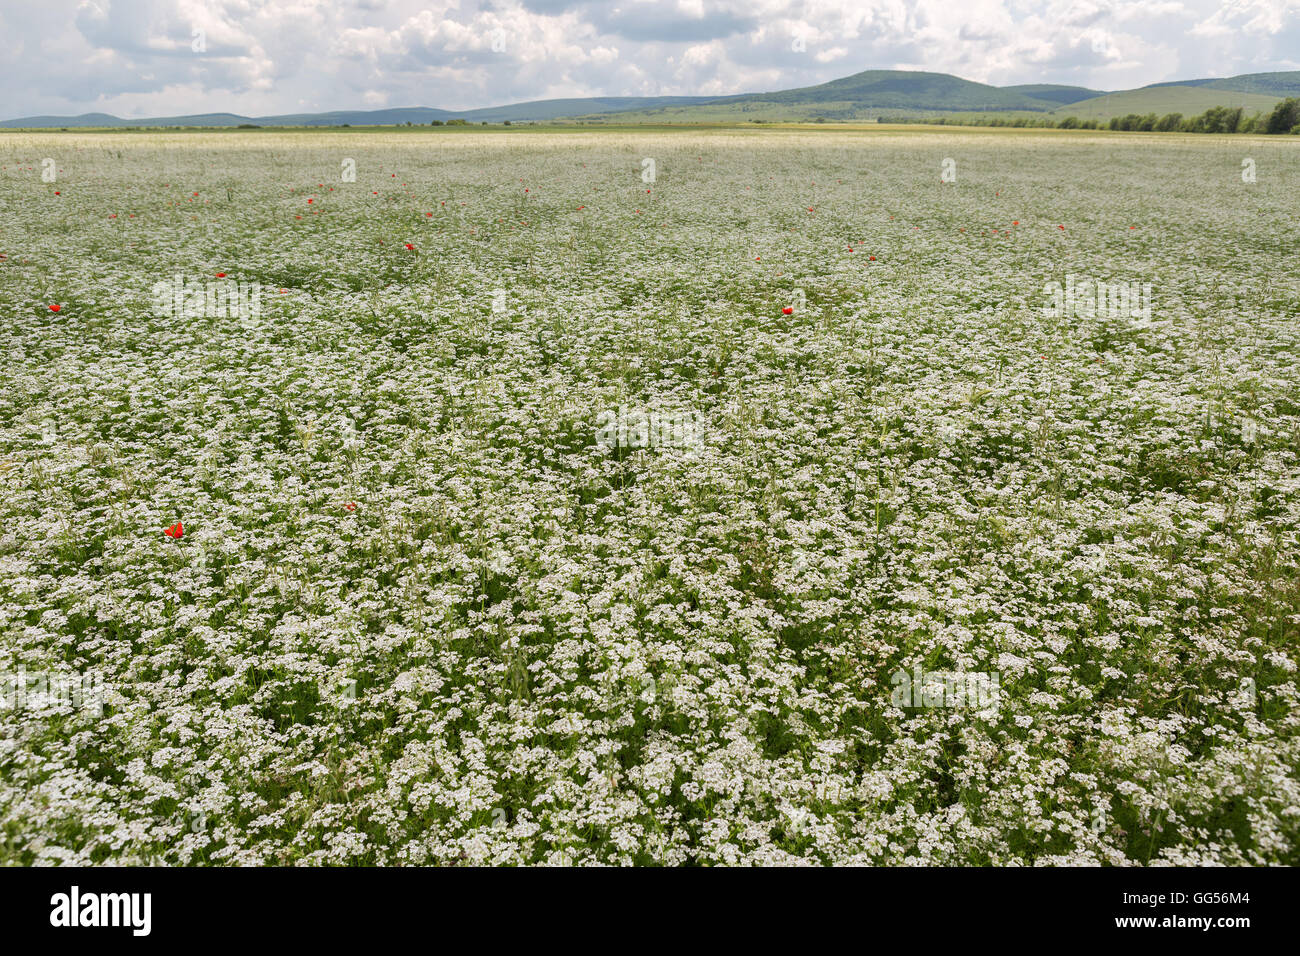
xmin=0 ymin=866 xmax=1285 ymax=942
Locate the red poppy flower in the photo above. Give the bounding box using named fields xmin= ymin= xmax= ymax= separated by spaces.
xmin=164 ymin=521 xmax=184 ymax=539
xmin=49 ymin=304 xmax=61 ymax=312
xmin=404 ymin=243 xmax=414 ymax=250
xmin=215 ymin=272 xmax=226 ymax=277
xmin=782 ymin=307 xmax=793 ymax=315
xmin=344 ymin=502 xmax=357 ymax=512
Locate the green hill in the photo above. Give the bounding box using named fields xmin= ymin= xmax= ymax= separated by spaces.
xmin=1151 ymin=72 xmax=1300 ymax=97
xmin=1053 ymin=85 xmax=1283 ymax=121
xmin=710 ymin=70 xmax=1060 ymax=113
xmin=1002 ymin=84 xmax=1102 ymax=105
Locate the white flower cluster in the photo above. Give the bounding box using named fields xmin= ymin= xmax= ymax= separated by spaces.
xmin=0 ymin=129 xmax=1297 ymax=866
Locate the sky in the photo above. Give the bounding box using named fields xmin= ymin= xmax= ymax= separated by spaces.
xmin=2 ymin=0 xmax=1298 ymax=119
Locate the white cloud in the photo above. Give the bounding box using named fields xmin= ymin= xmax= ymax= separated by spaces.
xmin=1 ymin=0 xmax=1296 ymax=119
xmin=814 ymin=47 xmax=849 ymax=63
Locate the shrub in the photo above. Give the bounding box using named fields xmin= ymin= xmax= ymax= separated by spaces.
xmin=1198 ymin=106 xmax=1243 ymax=134
xmin=1264 ymin=97 xmax=1300 ymax=134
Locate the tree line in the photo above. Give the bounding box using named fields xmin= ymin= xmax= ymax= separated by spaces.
xmin=904 ymin=98 xmax=1300 ymax=134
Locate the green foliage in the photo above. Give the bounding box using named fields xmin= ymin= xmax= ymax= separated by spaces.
xmin=1264 ymin=97 xmax=1300 ymax=134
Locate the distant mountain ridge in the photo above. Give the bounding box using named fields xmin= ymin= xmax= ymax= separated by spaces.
xmin=3 ymin=69 xmax=1296 ymax=128
xmin=1145 ymin=71 xmax=1300 ymax=96
xmin=702 ymin=70 xmax=1080 ymax=113
xmin=0 ymin=98 xmax=717 ymax=128
xmin=1001 ymin=84 xmax=1101 ymax=105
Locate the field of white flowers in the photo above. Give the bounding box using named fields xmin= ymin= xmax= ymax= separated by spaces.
xmin=2 ymin=127 xmax=1298 ymax=865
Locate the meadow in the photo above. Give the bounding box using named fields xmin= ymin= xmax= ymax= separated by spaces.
xmin=1 ymin=127 xmax=1298 ymax=865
